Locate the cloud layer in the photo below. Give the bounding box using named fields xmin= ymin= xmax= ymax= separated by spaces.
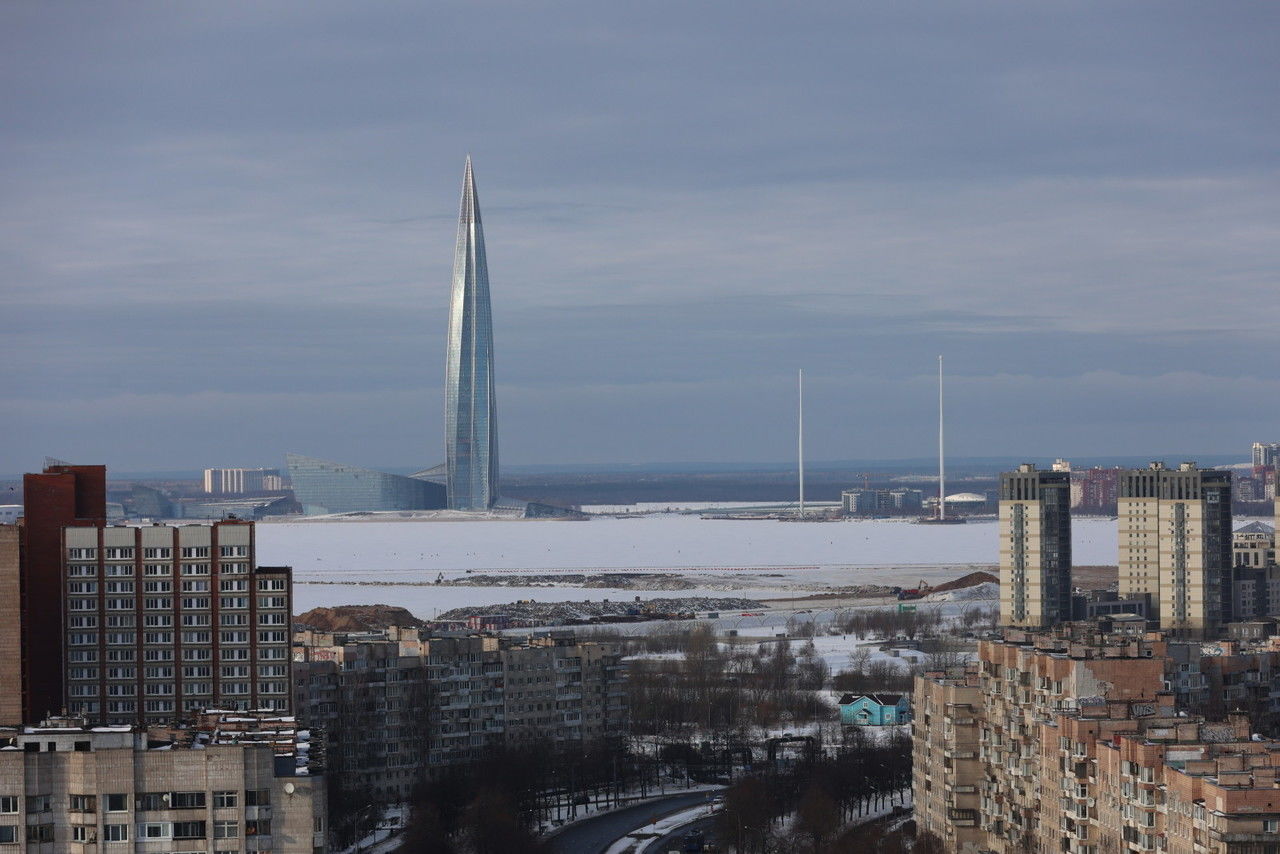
xmin=3 ymin=1 xmax=1278 ymax=471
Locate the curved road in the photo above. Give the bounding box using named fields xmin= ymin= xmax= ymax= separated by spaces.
xmin=546 ymin=791 xmax=720 ymax=854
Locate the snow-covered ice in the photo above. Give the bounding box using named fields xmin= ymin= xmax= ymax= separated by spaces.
xmin=260 ymin=515 xmax=1120 ymax=573
xmin=257 ymin=515 xmax=1115 ymax=615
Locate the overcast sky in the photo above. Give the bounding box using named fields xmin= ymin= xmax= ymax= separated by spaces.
xmin=3 ymin=1 xmax=1278 ymax=474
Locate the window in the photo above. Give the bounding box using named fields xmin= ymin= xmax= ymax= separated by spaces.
xmin=0 ymin=797 xmax=15 ymax=814
xmin=0 ymin=826 xmax=15 ymax=844
xmin=172 ymin=821 xmax=206 ymax=839
xmin=25 ymin=795 xmax=51 ymax=814
xmin=73 ymin=825 xmax=95 ymax=842
xmin=245 ymin=790 xmax=270 ymax=807
xmin=245 ymin=819 xmax=271 ymax=836
xmin=137 ymin=793 xmax=166 ymax=811
xmin=214 ymin=820 xmax=238 ymax=838
xmin=26 ymin=825 xmax=54 ymax=843
xmin=70 ymin=794 xmax=96 ymax=812
xmin=141 ymin=822 xmax=171 ymax=839
xmin=170 ymin=792 xmax=205 ymax=810
xmin=103 ymin=823 xmax=128 ymax=842
xmin=106 ymin=794 xmax=128 ymax=812
xmin=213 ymin=791 xmax=237 ymax=809
xmin=1265 ymin=820 xmax=1280 ymax=834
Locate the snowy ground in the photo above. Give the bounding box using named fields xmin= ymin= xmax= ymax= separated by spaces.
xmin=261 ymin=515 xmax=1127 ymax=573
xmin=259 ymin=514 xmax=1102 ymax=616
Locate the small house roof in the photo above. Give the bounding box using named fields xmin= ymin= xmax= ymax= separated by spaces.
xmin=841 ymin=693 xmax=906 ymax=706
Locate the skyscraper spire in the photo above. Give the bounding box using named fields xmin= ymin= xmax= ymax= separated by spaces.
xmin=445 ymin=156 xmax=499 ymax=510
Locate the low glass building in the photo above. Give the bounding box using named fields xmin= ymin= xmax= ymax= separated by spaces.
xmin=286 ymin=454 xmax=446 ymax=515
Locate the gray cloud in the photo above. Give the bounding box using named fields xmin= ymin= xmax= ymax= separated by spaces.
xmin=2 ymin=1 xmax=1278 ymax=471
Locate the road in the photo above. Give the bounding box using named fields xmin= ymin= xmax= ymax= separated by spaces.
xmin=545 ymin=791 xmax=720 ymax=854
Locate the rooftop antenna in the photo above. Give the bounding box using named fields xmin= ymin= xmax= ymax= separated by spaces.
xmin=938 ymin=355 xmax=945 ymax=521
xmin=798 ymin=368 xmax=805 ymax=519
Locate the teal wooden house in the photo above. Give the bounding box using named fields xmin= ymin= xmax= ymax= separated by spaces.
xmin=838 ymin=693 xmax=912 ymax=726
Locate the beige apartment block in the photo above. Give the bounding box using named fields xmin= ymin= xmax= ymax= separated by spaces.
xmin=914 ymin=623 xmax=1280 ymax=854
xmin=1117 ymin=462 xmax=1232 ymax=634
xmin=999 ymin=464 xmax=1072 ymax=628
xmin=1094 ymin=715 xmax=1280 ymax=854
xmin=0 ymin=526 xmax=21 ymax=725
xmin=912 ymin=671 xmax=983 ymax=853
xmin=0 ymin=717 xmax=325 ymax=853
xmin=915 ymin=625 xmax=1174 ymax=853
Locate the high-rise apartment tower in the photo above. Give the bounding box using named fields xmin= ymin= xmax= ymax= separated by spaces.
xmin=998 ymin=463 xmax=1072 ymax=628
xmin=1253 ymin=441 xmax=1280 ymax=468
xmin=11 ymin=464 xmax=106 ymax=723
xmin=1118 ymin=461 xmax=1232 ymax=634
xmin=444 ymin=156 xmax=499 ymax=510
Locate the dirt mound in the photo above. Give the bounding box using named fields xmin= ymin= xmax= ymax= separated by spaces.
xmin=295 ymin=604 xmax=425 ymax=632
xmin=930 ymin=571 xmax=998 ymax=594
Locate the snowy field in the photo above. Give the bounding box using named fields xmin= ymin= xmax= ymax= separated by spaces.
xmin=258 ymin=515 xmax=1118 ymax=615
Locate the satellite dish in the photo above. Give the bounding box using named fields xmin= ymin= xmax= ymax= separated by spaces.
xmin=283 ymin=782 xmax=295 ymax=795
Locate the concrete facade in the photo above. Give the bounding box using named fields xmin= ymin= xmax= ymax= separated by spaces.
xmin=999 ymin=464 xmax=1072 ymax=629
xmin=292 ymin=629 xmax=628 ymax=802
xmin=0 ymin=526 xmax=21 ymax=725
xmin=1118 ymin=462 xmax=1233 ymax=634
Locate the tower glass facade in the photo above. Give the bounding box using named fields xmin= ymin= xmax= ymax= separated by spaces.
xmin=445 ymin=157 xmax=499 ymax=510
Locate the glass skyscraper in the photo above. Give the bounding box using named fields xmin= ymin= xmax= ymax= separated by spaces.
xmin=445 ymin=156 xmax=499 ymax=510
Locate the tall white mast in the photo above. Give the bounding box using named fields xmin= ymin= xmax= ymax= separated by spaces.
xmin=798 ymin=368 xmax=805 ymax=519
xmin=938 ymin=355 xmax=945 ymax=521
